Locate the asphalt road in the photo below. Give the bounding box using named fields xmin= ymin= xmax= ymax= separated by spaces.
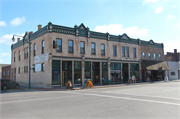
xmin=0 ymin=81 xmax=180 ymax=119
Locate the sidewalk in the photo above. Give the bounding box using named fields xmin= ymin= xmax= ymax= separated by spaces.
xmin=18 ymin=79 xmax=180 ymax=92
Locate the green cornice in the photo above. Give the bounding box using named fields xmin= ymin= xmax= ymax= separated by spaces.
xmin=12 ymin=22 xmax=164 ymax=50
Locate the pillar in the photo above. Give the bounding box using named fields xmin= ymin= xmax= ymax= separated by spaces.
xmin=91 ymin=61 xmax=93 ymax=83
xmin=72 ymin=60 xmax=74 ymax=86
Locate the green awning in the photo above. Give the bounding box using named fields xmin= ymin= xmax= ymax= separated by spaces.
xmin=141 ymin=60 xmax=170 ymax=71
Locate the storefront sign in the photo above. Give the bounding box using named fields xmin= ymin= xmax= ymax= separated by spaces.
xmin=35 ymin=64 xmax=41 ymax=72
xmin=34 ymin=53 xmax=48 ymax=63
xmin=85 ymin=81 xmax=93 ymax=88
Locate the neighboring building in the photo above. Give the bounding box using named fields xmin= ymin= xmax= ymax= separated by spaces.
xmin=11 ymin=22 xmax=170 ymax=88
xmin=0 ymin=64 xmax=10 ymax=79
xmin=2 ymin=65 xmax=11 ymax=79
xmin=165 ymin=49 xmax=180 ymax=80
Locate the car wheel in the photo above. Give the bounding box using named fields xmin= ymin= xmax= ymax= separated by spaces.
xmin=15 ymin=85 xmax=19 ymax=89
xmin=2 ymin=85 xmax=7 ymax=90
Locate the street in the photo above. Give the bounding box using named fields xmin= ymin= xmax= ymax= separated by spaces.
xmin=1 ymin=81 xmax=180 ymax=119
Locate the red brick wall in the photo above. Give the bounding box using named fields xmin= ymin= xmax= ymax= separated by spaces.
xmin=2 ymin=65 xmax=11 ymax=79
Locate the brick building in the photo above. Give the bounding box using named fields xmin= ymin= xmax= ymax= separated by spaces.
xmin=11 ymin=22 xmax=170 ymax=88
xmin=1 ymin=65 xmax=11 ymax=79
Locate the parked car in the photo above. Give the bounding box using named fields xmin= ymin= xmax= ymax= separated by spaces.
xmin=1 ymin=79 xmax=19 ymax=90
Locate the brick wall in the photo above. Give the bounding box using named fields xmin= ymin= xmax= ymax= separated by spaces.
xmin=2 ymin=65 xmax=11 ymax=79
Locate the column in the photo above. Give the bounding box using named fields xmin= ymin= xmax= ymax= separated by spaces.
xmin=72 ymin=60 xmax=74 ymax=86
xmin=108 ymin=62 xmax=110 ymax=80
xmin=60 ymin=60 xmax=62 ymax=87
xmin=91 ymin=61 xmax=93 ymax=84
xmin=100 ymin=62 xmax=102 ymax=85
xmin=139 ymin=62 xmax=142 ymax=82
xmin=82 ymin=61 xmax=85 ymax=87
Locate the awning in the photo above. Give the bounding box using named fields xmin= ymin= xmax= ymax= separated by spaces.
xmin=141 ymin=60 xmax=170 ymax=71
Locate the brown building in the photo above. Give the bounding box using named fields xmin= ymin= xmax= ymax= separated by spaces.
xmin=2 ymin=65 xmax=11 ymax=79
xmin=11 ymin=22 xmax=169 ymax=88
xmin=164 ymin=49 xmax=180 ymax=61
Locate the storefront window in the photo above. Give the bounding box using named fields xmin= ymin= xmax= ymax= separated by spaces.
xmin=130 ymin=63 xmax=139 ymax=82
xmin=110 ymin=63 xmax=121 ymax=83
xmin=74 ymin=61 xmax=81 ymax=84
xmin=85 ymin=62 xmax=91 ymax=83
xmin=102 ymin=62 xmax=108 ymax=80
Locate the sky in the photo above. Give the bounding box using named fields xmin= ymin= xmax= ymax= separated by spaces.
xmin=0 ymin=0 xmax=179 ymax=64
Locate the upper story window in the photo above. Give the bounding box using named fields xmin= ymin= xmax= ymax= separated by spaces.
xmin=18 ymin=67 xmax=20 ymax=74
xmin=122 ymin=46 xmax=125 ymax=57
xmin=41 ymin=63 xmax=44 ymax=71
xmin=69 ymin=40 xmax=73 ymax=53
xmin=56 ymin=38 xmax=62 ymax=52
xmin=101 ymin=44 xmax=105 ymax=55
xmin=91 ymin=43 xmax=95 ymax=55
xmin=3 ymin=71 xmax=5 ymax=76
xmin=113 ymin=45 xmax=117 ymax=56
xmin=27 ymin=47 xmax=28 ymax=58
xmin=142 ymin=52 xmax=145 ymax=59
xmin=159 ymin=54 xmax=161 ymax=60
xmin=34 ymin=44 xmax=36 ymax=56
xmin=19 ymin=50 xmax=21 ymax=61
xmin=24 ymin=66 xmax=28 ymax=73
xmin=133 ymin=48 xmax=136 ymax=58
xmin=24 ymin=48 xmax=26 ymax=59
xmin=126 ymin=47 xmax=129 ymax=57
xmin=7 ymin=70 xmax=9 ymax=75
xmin=148 ymin=53 xmax=151 ymax=59
xmin=80 ymin=41 xmax=85 ymax=54
xmin=153 ymin=53 xmax=156 ymax=59
xmin=42 ymin=40 xmax=44 ymax=54
xmin=14 ymin=52 xmax=16 ymax=62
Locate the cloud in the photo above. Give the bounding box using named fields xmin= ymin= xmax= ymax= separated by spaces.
xmin=0 ymin=53 xmax=9 ymax=57
xmin=0 ymin=33 xmax=24 ymax=45
xmin=167 ymin=15 xmax=175 ymax=19
xmin=164 ymin=40 xmax=180 ymax=54
xmin=94 ymin=24 xmax=148 ymax=37
xmin=155 ymin=7 xmax=163 ymax=14
xmin=10 ymin=17 xmax=25 ymax=26
xmin=0 ymin=21 xmax=7 ymax=27
xmin=0 ymin=59 xmax=2 ymax=63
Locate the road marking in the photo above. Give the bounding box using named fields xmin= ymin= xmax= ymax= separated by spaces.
xmin=63 ymin=92 xmax=180 ymax=106
xmin=103 ymin=91 xmax=180 ymax=101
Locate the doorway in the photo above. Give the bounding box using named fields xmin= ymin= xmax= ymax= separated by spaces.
xmin=122 ymin=63 xmax=128 ymax=83
xmin=62 ymin=71 xmax=67 ymax=86
xmin=92 ymin=62 xmax=100 ymax=84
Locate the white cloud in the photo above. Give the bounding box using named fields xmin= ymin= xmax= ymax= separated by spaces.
xmin=0 ymin=53 xmax=9 ymax=57
xmin=10 ymin=17 xmax=25 ymax=26
xmin=94 ymin=24 xmax=148 ymax=37
xmin=0 ymin=59 xmax=2 ymax=63
xmin=167 ymin=15 xmax=175 ymax=19
xmin=155 ymin=7 xmax=163 ymax=14
xmin=0 ymin=33 xmax=24 ymax=45
xmin=0 ymin=21 xmax=7 ymax=27
xmin=164 ymin=40 xmax=180 ymax=54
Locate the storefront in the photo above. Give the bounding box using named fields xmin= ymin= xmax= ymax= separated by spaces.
xmin=110 ymin=63 xmax=121 ymax=83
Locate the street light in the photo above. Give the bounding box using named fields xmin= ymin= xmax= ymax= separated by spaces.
xmin=12 ymin=32 xmax=32 ymax=89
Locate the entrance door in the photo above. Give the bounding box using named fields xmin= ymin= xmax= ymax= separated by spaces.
xmin=92 ymin=62 xmax=100 ymax=84
xmin=62 ymin=71 xmax=67 ymax=86
xmin=122 ymin=63 xmax=128 ymax=83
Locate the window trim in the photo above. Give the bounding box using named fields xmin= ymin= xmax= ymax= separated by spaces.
xmin=68 ymin=40 xmax=73 ymax=53
xmin=133 ymin=48 xmax=136 ymax=58
xmin=56 ymin=38 xmax=62 ymax=52
xmin=80 ymin=41 xmax=85 ymax=54
xmin=91 ymin=42 xmax=96 ymax=55
xmin=113 ymin=45 xmax=117 ymax=57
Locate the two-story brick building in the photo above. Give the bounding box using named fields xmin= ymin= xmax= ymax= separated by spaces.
xmin=11 ymin=22 xmax=169 ymax=88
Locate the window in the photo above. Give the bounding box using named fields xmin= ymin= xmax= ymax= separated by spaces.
xmin=34 ymin=44 xmax=36 ymax=56
xmin=24 ymin=48 xmax=26 ymax=59
xmin=91 ymin=43 xmax=95 ymax=55
xmin=153 ymin=53 xmax=156 ymax=59
xmin=24 ymin=66 xmax=28 ymax=73
xmin=18 ymin=67 xmax=20 ymax=74
xmin=42 ymin=40 xmax=44 ymax=54
xmin=41 ymin=63 xmax=44 ymax=71
xmin=113 ymin=45 xmax=117 ymax=56
xmin=148 ymin=53 xmax=151 ymax=59
xmin=7 ymin=70 xmax=9 ymax=75
xmin=80 ymin=41 xmax=85 ymax=54
xmin=133 ymin=48 xmax=136 ymax=58
xmin=142 ymin=52 xmax=145 ymax=59
xmin=19 ymin=50 xmax=21 ymax=61
xmin=159 ymin=54 xmax=161 ymax=60
xmin=101 ymin=44 xmax=105 ymax=55
xmin=56 ymin=38 xmax=62 ymax=52
xmin=171 ymin=72 xmax=175 ymax=75
xmin=126 ymin=47 xmax=129 ymax=57
xmin=27 ymin=47 xmax=28 ymax=58
xmin=122 ymin=46 xmax=125 ymax=57
xmin=69 ymin=40 xmax=73 ymax=53
xmin=14 ymin=52 xmax=16 ymax=62
xmin=3 ymin=71 xmax=5 ymax=76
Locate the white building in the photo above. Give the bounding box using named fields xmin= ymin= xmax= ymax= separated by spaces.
xmin=165 ymin=61 xmax=180 ymax=80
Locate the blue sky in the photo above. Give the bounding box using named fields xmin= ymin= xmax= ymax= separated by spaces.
xmin=0 ymin=0 xmax=179 ymax=64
